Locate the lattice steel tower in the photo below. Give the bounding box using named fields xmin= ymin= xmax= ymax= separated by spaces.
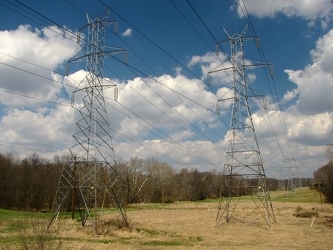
xmin=326 ymin=143 xmax=333 ymax=163
xmin=48 ymin=9 xmax=128 ymax=232
xmin=210 ymin=26 xmax=275 ymax=227
xmin=278 ymin=158 xmax=301 ymax=195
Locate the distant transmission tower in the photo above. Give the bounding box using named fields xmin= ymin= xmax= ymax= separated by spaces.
xmin=325 ymin=143 xmax=333 ymax=163
xmin=210 ymin=26 xmax=276 ymax=227
xmin=278 ymin=158 xmax=301 ymax=196
xmin=48 ymin=9 xmax=128 ymax=233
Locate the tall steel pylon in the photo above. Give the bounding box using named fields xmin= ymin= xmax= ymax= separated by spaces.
xmin=48 ymin=9 xmax=128 ymax=233
xmin=325 ymin=143 xmax=333 ymax=164
xmin=278 ymin=158 xmax=301 ymax=196
xmin=210 ymin=26 xmax=276 ymax=227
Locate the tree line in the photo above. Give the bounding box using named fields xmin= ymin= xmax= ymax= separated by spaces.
xmin=313 ymin=162 xmax=333 ymax=203
xmin=0 ymin=152 xmax=315 ymax=212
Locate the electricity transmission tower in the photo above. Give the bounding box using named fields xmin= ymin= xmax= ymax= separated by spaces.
xmin=278 ymin=158 xmax=301 ymax=196
xmin=210 ymin=26 xmax=276 ymax=227
xmin=48 ymin=9 xmax=128 ymax=233
xmin=325 ymin=143 xmax=333 ymax=163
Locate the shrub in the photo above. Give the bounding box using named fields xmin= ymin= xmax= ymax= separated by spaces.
xmin=92 ymin=217 xmax=132 ymax=236
xmin=17 ymin=219 xmax=62 ymax=250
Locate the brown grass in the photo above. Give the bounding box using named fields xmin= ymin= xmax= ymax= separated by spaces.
xmin=1 ymin=188 xmax=333 ymax=249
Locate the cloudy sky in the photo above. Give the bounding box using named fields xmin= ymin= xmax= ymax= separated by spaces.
xmin=0 ymin=0 xmax=333 ymax=178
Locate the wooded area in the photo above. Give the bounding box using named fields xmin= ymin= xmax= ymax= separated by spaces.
xmin=0 ymin=152 xmax=317 ymax=211
xmin=313 ymin=162 xmax=333 ymax=202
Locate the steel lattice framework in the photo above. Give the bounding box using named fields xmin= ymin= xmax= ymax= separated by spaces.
xmin=325 ymin=143 xmax=333 ymax=163
xmin=210 ymin=26 xmax=276 ymax=227
xmin=48 ymin=9 xmax=128 ymax=233
xmin=278 ymin=158 xmax=301 ymax=196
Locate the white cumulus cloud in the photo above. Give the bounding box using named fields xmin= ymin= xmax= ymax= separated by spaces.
xmin=285 ymin=28 xmax=333 ymax=115
xmin=237 ymin=0 xmax=333 ymax=29
xmin=121 ymin=28 xmax=132 ymax=37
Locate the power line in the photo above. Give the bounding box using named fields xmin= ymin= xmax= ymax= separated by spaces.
xmin=14 ymin=0 xmax=230 ymax=147
xmin=1 ymin=46 xmax=224 ymax=170
xmin=1 ymin=0 xmax=234 ymax=172
xmin=106 ymin=99 xmax=224 ymax=170
xmin=238 ymin=0 xmax=296 ymax=161
xmin=88 ymin=2 xmax=230 ymax=147
xmin=104 ymin=58 xmax=228 ymax=151
xmin=0 ymin=143 xmax=59 ymax=153
xmin=39 ymin=1 xmax=223 ymax=170
xmin=185 ymin=0 xmax=232 ymax=66
xmin=3 ymin=0 xmax=78 ymax=45
xmin=169 ymin=0 xmax=214 ymax=52
xmin=0 ymin=57 xmax=75 ymax=90
xmin=0 ymin=87 xmax=72 ymax=108
xmin=14 ymin=0 xmax=75 ymax=36
xmin=98 ymin=0 xmax=214 ymax=90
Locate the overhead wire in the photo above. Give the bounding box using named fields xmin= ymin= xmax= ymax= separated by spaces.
xmin=13 ymin=0 xmax=77 ymax=40
xmin=169 ymin=0 xmax=214 ymax=52
xmin=0 ymin=87 xmax=71 ymax=109
xmin=0 ymin=58 xmax=188 ymax=165
xmin=102 ymin=64 xmax=224 ymax=168
xmin=0 ymin=55 xmax=81 ymax=109
xmin=237 ymin=0 xmax=301 ymax=176
xmin=169 ymin=0 xmax=237 ymax=132
xmin=185 ymin=0 xmax=233 ymax=71
xmin=238 ymin=0 xmax=294 ymax=160
xmin=0 ymin=59 xmax=74 ymax=91
xmin=108 ymin=125 xmax=186 ymax=168
xmin=64 ymin=0 xmax=228 ymax=136
xmin=184 ymin=0 xmax=259 ymax=150
xmin=106 ymin=99 xmax=223 ymax=170
xmin=33 ymin=0 xmax=223 ymax=170
xmin=101 ymin=49 xmax=229 ymax=156
xmin=182 ymin=0 xmax=254 ymax=152
xmin=63 ymin=0 xmax=228 ymax=166
xmin=0 ymin=143 xmax=59 ymax=153
xmin=326 ymin=129 xmax=333 ymax=145
xmin=2 ymin=0 xmax=232 ymax=170
xmin=0 ymin=2 xmax=165 ymax=162
xmin=3 ymin=0 xmax=78 ymax=46
xmin=107 ymin=20 xmax=228 ymax=144
xmin=185 ymin=0 xmax=293 ymax=170
xmin=97 ymin=0 xmax=215 ymax=92
xmin=111 ymin=60 xmax=230 ymax=151
xmin=0 ymin=57 xmax=194 ymax=167
xmin=90 ymin=1 xmax=230 ymax=154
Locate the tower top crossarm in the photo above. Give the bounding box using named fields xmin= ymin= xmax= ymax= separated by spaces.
xmin=209 ymin=25 xmax=273 ymax=90
xmin=66 ymin=9 xmax=127 ymax=93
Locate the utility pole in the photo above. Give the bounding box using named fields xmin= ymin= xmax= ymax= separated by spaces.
xmin=210 ymin=26 xmax=276 ymax=227
xmin=48 ymin=8 xmax=128 ymax=234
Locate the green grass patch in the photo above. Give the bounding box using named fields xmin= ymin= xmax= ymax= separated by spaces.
xmin=85 ymin=238 xmax=120 ymax=244
xmin=270 ymin=187 xmax=326 ymax=203
xmin=0 ymin=209 xmax=50 ymax=234
xmin=192 ymin=198 xmax=218 ymax=203
xmin=206 ymin=187 xmax=327 ymax=204
xmin=0 ymin=209 xmax=45 ymax=221
xmin=141 ymin=240 xmax=184 ymax=246
xmin=189 ymin=236 xmax=203 ymax=242
xmin=128 ymin=202 xmax=173 ymax=210
xmin=135 ymin=227 xmax=160 ymax=236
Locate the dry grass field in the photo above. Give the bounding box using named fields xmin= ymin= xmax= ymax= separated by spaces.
xmin=1 ymin=187 xmax=332 ymax=249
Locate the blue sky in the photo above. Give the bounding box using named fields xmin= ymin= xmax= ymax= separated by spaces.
xmin=1 ymin=0 xmax=333 ymax=177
